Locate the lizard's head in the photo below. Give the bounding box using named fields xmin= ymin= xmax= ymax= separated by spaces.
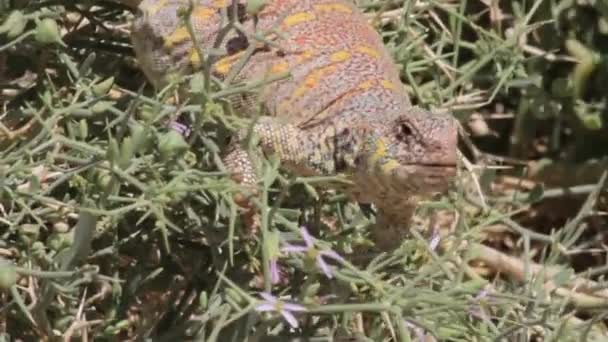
xmin=353 ymin=107 xmax=458 ymax=200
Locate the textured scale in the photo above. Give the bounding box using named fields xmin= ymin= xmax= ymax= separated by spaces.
xmin=130 ymin=0 xmax=459 ymax=250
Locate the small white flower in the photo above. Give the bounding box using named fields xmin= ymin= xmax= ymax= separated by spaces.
xmin=281 ymin=226 xmax=345 ymax=279
xmin=255 ymin=292 xmax=307 ymax=328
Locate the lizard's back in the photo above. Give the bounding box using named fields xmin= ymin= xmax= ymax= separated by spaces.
xmin=132 ymin=0 xmax=411 ymax=128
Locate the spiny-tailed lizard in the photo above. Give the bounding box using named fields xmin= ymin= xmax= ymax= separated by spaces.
xmin=127 ymin=0 xmax=458 ymax=249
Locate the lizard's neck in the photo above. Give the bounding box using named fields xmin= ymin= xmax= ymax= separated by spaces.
xmin=322 ymin=123 xmax=370 ymax=174
xmin=281 ymin=123 xmax=367 ymax=178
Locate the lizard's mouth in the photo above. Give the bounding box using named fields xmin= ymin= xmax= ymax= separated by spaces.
xmin=391 ymin=163 xmax=457 ymax=193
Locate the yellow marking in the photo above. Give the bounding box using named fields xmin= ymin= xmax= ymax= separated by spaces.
xmin=143 ymin=0 xmax=169 ymax=16
xmin=290 ymin=49 xmax=354 ymax=99
xmin=381 ymin=159 xmax=401 ymax=173
xmin=214 ymin=51 xmax=245 ymax=75
xmin=283 ymin=12 xmax=316 ymax=27
xmin=368 ymin=138 xmax=387 ymax=166
xmin=215 ymin=60 xmax=233 ymax=75
xmin=330 ymin=51 xmax=351 ymax=63
xmin=293 ymin=65 xmax=338 ymax=98
xmin=357 ymin=79 xmax=376 ymax=90
xmin=192 ymin=6 xmax=216 ymax=20
xmin=355 ymin=45 xmax=381 ymax=59
xmin=164 ymin=26 xmax=190 ymax=49
xmin=294 ymin=50 xmax=314 ymax=64
xmin=380 ymin=79 xmax=396 ymax=90
xmin=313 ymin=3 xmax=353 ymax=13
xmin=189 ymin=49 xmax=201 ymax=68
xmin=269 ymin=61 xmax=290 ymax=75
xmin=211 ymin=0 xmax=229 ymax=8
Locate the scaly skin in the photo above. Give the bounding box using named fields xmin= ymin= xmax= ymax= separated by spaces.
xmin=130 ymin=0 xmax=458 ymax=249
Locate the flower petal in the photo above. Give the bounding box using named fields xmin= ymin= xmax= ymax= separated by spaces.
xmin=320 ymin=249 xmax=345 ymax=263
xmin=169 ymin=121 xmax=191 ymax=136
xmin=281 ymin=310 xmax=299 ymax=328
xmin=259 ymin=292 xmax=277 ymax=303
xmin=255 ymin=303 xmax=276 ymax=312
xmin=429 ymin=233 xmax=441 ymax=251
xmin=270 ymin=259 xmax=281 ymax=284
xmin=474 ymin=290 xmax=488 ymax=300
xmin=281 ymin=245 xmax=308 ymax=253
xmin=300 ymin=226 xmax=314 ymax=247
xmin=405 ymin=320 xmax=426 ymax=341
xmin=317 ymin=255 xmax=333 ymax=278
xmin=282 ymin=302 xmax=306 ymax=312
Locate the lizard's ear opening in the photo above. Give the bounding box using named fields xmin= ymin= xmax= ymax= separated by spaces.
xmin=396 ymin=122 xmax=414 ymax=141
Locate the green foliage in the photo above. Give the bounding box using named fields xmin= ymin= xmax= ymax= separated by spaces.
xmin=0 ymin=0 xmax=607 ymax=341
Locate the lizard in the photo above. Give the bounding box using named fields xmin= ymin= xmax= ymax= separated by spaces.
xmin=128 ymin=0 xmax=458 ymax=250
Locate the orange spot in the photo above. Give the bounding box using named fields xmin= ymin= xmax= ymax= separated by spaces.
xmin=294 ymin=36 xmax=308 ymax=46
xmin=215 ymin=62 xmax=232 ymax=75
xmin=283 ymin=12 xmax=316 ymax=27
xmin=313 ymin=3 xmax=353 ymax=13
xmin=293 ymin=65 xmax=338 ymax=98
xmin=355 ymin=45 xmax=381 ymax=59
xmin=211 ymin=0 xmax=229 ymax=8
xmin=164 ymin=26 xmax=190 ymax=49
xmin=269 ymin=61 xmax=290 ymax=75
xmin=192 ymin=6 xmax=216 ymax=20
xmin=214 ymin=52 xmax=244 ymax=75
xmin=294 ymin=50 xmax=314 ymax=64
xmin=357 ymin=79 xmax=376 ymax=90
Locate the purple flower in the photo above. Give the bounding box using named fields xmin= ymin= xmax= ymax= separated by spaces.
xmin=405 ymin=320 xmax=428 ymax=341
xmin=268 ymin=230 xmax=283 ymax=284
xmin=429 ymin=231 xmax=441 ymax=251
xmin=169 ymin=121 xmax=191 ymax=137
xmin=467 ymin=286 xmax=497 ymax=320
xmin=282 ymin=227 xmax=344 ymax=279
xmin=255 ymin=292 xmax=306 ymax=328
xmin=270 ymin=257 xmax=280 ymax=284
